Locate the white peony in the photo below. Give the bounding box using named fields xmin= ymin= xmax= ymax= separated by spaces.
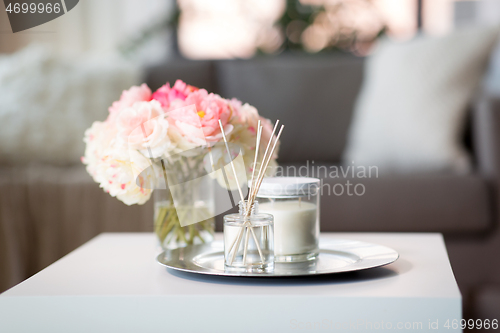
xmin=204 ymin=143 xmax=248 ymax=191
xmin=83 ymin=120 xmax=154 ymax=205
xmin=83 ymin=120 xmax=117 ymax=184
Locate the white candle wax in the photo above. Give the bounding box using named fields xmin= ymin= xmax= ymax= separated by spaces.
xmin=259 ymin=200 xmax=318 ymax=256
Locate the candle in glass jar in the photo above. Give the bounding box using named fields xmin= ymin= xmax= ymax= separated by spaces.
xmin=259 ymin=200 xmax=318 ymax=257
xmin=253 ymin=177 xmax=320 ymax=262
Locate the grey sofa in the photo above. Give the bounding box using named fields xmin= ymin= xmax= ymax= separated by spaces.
xmin=1 ymin=55 xmax=499 ymax=318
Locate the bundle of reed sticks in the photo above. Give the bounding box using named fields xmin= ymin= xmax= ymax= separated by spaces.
xmin=218 ymin=119 xmax=284 ymax=266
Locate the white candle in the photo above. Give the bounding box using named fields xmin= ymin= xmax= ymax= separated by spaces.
xmin=259 ymin=200 xmax=318 ymax=257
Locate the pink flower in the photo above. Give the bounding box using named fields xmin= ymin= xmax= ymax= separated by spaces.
xmin=229 ymin=99 xmax=278 ymax=159
xmin=152 ymin=80 xmax=198 ymax=109
xmin=167 ymin=105 xmax=207 ymax=146
xmin=108 ymin=84 xmax=152 ymax=122
xmin=116 ymin=100 xmax=166 ymax=147
xmin=170 ymin=89 xmax=231 ymax=141
xmin=229 ymin=99 xmax=258 ymax=132
xmin=259 ymin=117 xmax=278 ymax=158
xmin=84 ymin=80 xmax=281 ymax=205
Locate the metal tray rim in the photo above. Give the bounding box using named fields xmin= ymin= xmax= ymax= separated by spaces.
xmin=156 ymin=239 xmax=399 ymax=278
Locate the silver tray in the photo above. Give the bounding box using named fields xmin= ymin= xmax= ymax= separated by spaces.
xmin=156 ymin=239 xmax=399 ymax=277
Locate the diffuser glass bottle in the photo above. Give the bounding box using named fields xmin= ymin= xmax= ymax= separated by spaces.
xmin=223 ymin=200 xmax=274 ymax=272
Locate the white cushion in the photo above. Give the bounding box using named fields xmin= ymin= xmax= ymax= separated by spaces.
xmin=0 ymin=45 xmax=140 ymax=165
xmin=343 ymin=26 xmax=500 ymax=174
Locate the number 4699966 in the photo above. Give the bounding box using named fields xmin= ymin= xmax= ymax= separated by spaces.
xmin=444 ymin=319 xmax=498 ymax=330
xmin=6 ymin=2 xmax=61 ymax=14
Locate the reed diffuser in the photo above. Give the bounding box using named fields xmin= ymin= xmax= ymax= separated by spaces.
xmin=218 ymin=119 xmax=284 ymax=272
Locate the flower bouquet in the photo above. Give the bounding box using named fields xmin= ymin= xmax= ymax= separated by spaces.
xmin=83 ymin=80 xmax=279 ymax=250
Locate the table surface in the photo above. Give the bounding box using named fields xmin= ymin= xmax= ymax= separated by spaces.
xmin=1 ymin=232 xmax=460 ymax=299
xmin=0 ymin=232 xmax=462 ymax=333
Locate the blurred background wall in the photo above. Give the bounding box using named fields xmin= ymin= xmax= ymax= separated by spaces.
xmin=0 ymin=0 xmax=174 ymax=62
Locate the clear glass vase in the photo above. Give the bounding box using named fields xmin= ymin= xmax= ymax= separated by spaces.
xmin=153 ymin=154 xmax=215 ymax=250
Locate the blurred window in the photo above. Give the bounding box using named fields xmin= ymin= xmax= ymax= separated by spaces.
xmin=177 ymin=0 xmax=285 ymax=59
xmin=178 ymin=0 xmax=490 ymax=59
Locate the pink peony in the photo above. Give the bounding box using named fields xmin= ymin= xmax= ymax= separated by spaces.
xmin=116 ymin=100 xmax=166 ymax=147
xmin=167 ymin=105 xmax=207 ymax=146
xmin=170 ymin=89 xmax=231 ymax=141
xmin=259 ymin=117 xmax=278 ymax=158
xmin=229 ymin=99 xmax=277 ymax=158
xmin=128 ymin=114 xmax=172 ymax=159
xmin=229 ymin=99 xmax=258 ymax=133
xmin=152 ymin=80 xmax=198 ymax=109
xmin=108 ymin=84 xmax=152 ymax=122
xmin=83 ymin=80 xmax=281 ymax=206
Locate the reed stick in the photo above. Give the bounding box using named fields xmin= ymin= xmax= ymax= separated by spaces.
xmin=247 ymin=120 xmax=280 ymax=213
xmin=227 ymin=122 xmax=284 ymax=266
xmin=248 ymin=121 xmax=262 ymax=198
xmin=219 ymin=120 xmax=266 ymax=265
xmin=218 ymin=120 xmax=246 ymax=207
xmin=248 ymin=125 xmax=285 ymax=206
xmin=242 ymin=123 xmax=262 ymax=263
xmin=229 ymin=224 xmax=246 ymax=264
xmin=243 ymin=228 xmax=250 ymax=264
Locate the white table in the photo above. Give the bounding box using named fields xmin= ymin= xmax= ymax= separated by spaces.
xmin=0 ymin=233 xmax=461 ymax=332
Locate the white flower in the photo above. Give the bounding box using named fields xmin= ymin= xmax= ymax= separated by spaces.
xmin=83 ymin=120 xmax=154 ymax=205
xmin=204 ymin=144 xmax=248 ymax=191
xmin=99 ymin=148 xmax=154 ymax=205
xmin=82 ymin=120 xmax=117 ymax=184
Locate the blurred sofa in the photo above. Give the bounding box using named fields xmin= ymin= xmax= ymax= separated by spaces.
xmin=1 ymin=55 xmax=500 ymax=318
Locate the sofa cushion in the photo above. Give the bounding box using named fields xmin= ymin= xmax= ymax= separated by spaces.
xmin=0 ymin=45 xmax=140 ymax=166
xmin=322 ymin=174 xmax=491 ymax=233
xmin=216 ymin=55 xmax=364 ymax=163
xmin=278 ymin=162 xmax=492 ymax=233
xmin=343 ymin=26 xmax=500 ymax=174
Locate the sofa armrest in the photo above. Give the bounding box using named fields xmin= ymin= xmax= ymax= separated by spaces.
xmin=473 ymin=94 xmax=500 ymax=182
xmin=0 ymin=165 xmax=153 ymax=293
xmin=473 ymin=94 xmax=500 ymax=227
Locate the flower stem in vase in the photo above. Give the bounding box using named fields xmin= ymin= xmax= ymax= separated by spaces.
xmin=154 ymin=199 xmax=215 ymax=250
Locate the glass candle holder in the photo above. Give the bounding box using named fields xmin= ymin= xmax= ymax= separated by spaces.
xmin=255 ymin=177 xmax=320 ymax=263
xmin=223 ymin=201 xmax=274 ymax=272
